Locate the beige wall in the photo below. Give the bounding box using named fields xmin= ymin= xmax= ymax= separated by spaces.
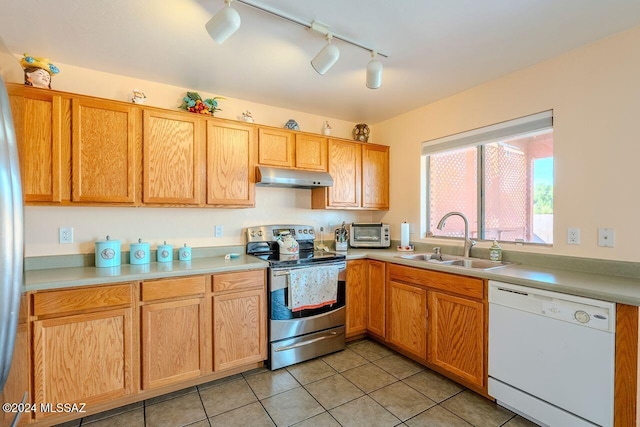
xmin=0 ymin=53 xmax=375 ymax=257
xmin=374 ymin=25 xmax=640 ymax=262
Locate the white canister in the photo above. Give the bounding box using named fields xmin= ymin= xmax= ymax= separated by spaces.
xmin=95 ymin=236 xmax=121 ymax=268
xmin=129 ymin=238 xmax=150 ymax=265
xmin=179 ymin=244 xmax=192 ymax=261
xmin=157 ymin=241 xmax=173 ymax=263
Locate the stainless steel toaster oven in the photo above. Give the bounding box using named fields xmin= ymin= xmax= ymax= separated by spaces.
xmin=349 ymin=223 xmax=390 ymax=248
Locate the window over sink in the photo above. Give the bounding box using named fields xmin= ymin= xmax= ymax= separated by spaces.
xmin=421 ymin=111 xmax=553 ymax=244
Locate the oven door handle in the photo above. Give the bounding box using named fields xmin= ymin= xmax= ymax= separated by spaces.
xmin=274 ymin=331 xmax=342 ymax=352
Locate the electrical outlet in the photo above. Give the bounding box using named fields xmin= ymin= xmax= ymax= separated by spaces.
xmin=214 ymin=225 xmax=223 ymax=238
xmin=598 ymin=228 xmax=614 ymax=247
xmin=59 ymin=227 xmax=73 ymax=244
xmin=567 ymin=228 xmax=580 ymax=245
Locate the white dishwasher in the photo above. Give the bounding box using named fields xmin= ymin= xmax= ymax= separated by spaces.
xmin=488 ymin=281 xmax=615 ymax=427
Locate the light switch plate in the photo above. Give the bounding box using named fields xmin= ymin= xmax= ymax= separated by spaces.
xmin=598 ymin=228 xmax=614 ymax=247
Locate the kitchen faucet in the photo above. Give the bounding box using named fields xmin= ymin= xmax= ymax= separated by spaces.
xmin=436 ymin=212 xmax=476 ymax=258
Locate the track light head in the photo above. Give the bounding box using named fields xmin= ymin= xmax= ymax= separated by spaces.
xmin=311 ymin=35 xmax=340 ymax=75
xmin=206 ymin=0 xmax=241 ymax=44
xmin=366 ymin=52 xmax=383 ymax=89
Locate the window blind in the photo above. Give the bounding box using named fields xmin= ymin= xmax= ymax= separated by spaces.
xmin=421 ymin=110 xmax=553 ymax=156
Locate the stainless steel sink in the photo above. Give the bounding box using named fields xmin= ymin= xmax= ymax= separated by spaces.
xmin=397 ymin=253 xmax=512 ymax=270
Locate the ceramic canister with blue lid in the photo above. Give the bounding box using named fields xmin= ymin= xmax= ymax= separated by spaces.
xmin=179 ymin=243 xmax=192 ymax=261
xmin=157 ymin=241 xmax=173 ymax=263
xmin=95 ymin=235 xmax=121 ymax=268
xmin=130 ymin=238 xmax=150 ymax=265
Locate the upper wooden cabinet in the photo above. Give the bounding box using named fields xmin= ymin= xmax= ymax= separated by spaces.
xmin=257 ymin=127 xmax=328 ymax=171
xmin=258 ymin=127 xmax=294 ymax=167
xmin=362 ymin=144 xmax=389 ymax=209
xmin=143 ymin=110 xmax=203 ymax=204
xmin=312 ymin=139 xmax=389 ymax=210
xmin=72 ymin=98 xmax=138 ymax=204
xmin=295 ymin=134 xmax=327 ymax=171
xmin=8 ymin=85 xmax=67 ymax=203
xmin=206 ymin=120 xmax=256 ymax=207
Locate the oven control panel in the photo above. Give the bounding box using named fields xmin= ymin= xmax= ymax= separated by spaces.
xmin=247 ymin=225 xmax=316 ymax=243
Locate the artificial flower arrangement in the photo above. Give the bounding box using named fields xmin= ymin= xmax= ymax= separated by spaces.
xmin=179 ymin=92 xmax=224 ymax=116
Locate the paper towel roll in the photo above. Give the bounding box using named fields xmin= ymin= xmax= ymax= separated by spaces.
xmin=400 ymin=222 xmax=410 ymax=247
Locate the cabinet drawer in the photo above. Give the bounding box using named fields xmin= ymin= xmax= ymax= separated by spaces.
xmin=33 ymin=284 xmax=133 ymax=317
xmin=213 ymin=270 xmax=265 ymax=292
xmin=141 ymin=276 xmax=206 ymax=301
xmin=388 ymin=264 xmax=483 ymax=299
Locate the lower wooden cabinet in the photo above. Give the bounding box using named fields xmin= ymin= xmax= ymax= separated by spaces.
xmin=387 ymin=279 xmax=428 ymax=360
xmin=140 ymin=276 xmax=207 ymax=390
xmin=346 ymin=259 xmax=367 ymax=337
xmin=31 ymin=284 xmax=134 ymax=420
xmin=367 ymin=260 xmax=386 ymax=338
xmin=428 ymin=290 xmax=484 ymax=388
xmin=212 ymin=270 xmax=267 ymax=371
xmin=33 ymin=307 xmax=133 ymax=417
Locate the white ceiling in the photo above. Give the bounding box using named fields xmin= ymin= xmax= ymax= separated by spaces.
xmin=1 ymin=0 xmax=640 ymax=123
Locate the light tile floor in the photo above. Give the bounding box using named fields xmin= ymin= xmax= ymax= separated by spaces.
xmin=57 ymin=339 xmax=539 ymax=427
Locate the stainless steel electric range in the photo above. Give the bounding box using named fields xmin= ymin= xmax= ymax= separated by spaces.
xmin=246 ymin=225 xmax=346 ymax=370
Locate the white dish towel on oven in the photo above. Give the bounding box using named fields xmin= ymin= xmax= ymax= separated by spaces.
xmin=288 ymin=265 xmax=339 ymax=312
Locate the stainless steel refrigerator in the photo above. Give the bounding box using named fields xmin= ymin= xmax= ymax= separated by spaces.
xmin=0 ymin=71 xmax=24 ymax=398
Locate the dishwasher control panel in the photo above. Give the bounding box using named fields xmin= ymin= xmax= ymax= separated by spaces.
xmin=489 ymin=281 xmax=615 ymax=332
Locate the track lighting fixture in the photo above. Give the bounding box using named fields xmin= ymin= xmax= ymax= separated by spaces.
xmin=366 ymin=51 xmax=383 ymax=89
xmin=205 ymin=0 xmax=241 ymax=44
xmin=205 ymin=0 xmax=387 ymax=87
xmin=311 ymin=34 xmax=340 ymax=75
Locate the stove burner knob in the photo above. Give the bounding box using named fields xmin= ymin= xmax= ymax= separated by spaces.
xmin=303 ymin=229 xmax=308 ymax=234
xmin=309 ymin=229 xmax=314 ymax=234
xmin=257 ymin=230 xmax=263 ymax=237
xmin=250 ymin=231 xmax=255 ymax=237
xmin=297 ymin=229 xmax=302 ymax=235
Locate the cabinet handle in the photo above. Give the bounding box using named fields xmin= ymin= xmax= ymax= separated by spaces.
xmin=274 ymin=331 xmax=342 ymax=352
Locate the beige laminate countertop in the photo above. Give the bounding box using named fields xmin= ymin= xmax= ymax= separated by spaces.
xmin=24 ymin=250 xmax=640 ymax=306
xmin=344 ymin=249 xmax=640 ymax=306
xmin=24 ymin=255 xmax=268 ymax=292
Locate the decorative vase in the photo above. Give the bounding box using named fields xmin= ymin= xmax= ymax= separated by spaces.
xmin=353 ymin=123 xmax=370 ymax=142
xmin=284 ymin=119 xmax=300 ymax=130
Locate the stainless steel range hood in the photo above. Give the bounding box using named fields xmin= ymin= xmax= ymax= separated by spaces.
xmin=256 ymin=166 xmax=333 ymax=189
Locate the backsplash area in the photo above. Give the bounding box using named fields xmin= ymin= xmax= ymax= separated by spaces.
xmin=24 ymin=187 xmax=375 ymax=257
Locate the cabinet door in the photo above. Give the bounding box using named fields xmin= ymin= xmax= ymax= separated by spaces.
xmin=295 ymin=134 xmax=327 ymax=171
xmin=362 ymin=144 xmax=389 ymax=209
xmin=2 ymin=323 xmax=30 ymax=426
xmin=387 ymin=280 xmax=427 ymax=360
xmin=141 ymin=298 xmax=206 ymax=390
xmin=367 ymin=260 xmax=386 ymax=338
xmin=257 ymin=128 xmax=294 ymax=167
xmin=346 ymin=259 xmax=367 ymax=338
xmin=213 ymin=288 xmax=266 ymax=371
xmin=9 ymin=87 xmax=63 ymax=202
xmin=207 ymin=120 xmax=255 ymax=206
xmin=72 ymin=98 xmax=137 ymax=203
xmin=428 ymin=291 xmax=484 ymax=388
xmin=143 ymin=110 xmax=202 ymax=204
xmin=326 ymin=139 xmax=361 ymax=208
xmin=33 ymin=308 xmax=133 ymax=418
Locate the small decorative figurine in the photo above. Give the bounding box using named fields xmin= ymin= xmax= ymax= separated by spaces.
xmin=179 ymin=92 xmax=224 ymax=116
xmin=242 ymin=110 xmax=254 ymax=122
xmin=284 ymin=119 xmax=300 ymax=130
xmin=20 ymin=54 xmax=60 ymax=89
xmin=322 ymin=120 xmax=332 ymax=136
xmin=131 ymin=89 xmax=146 ymax=104
xmin=352 ymin=123 xmax=370 ymax=142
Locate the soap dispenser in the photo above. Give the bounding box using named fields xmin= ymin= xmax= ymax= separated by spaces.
xmin=489 ymin=240 xmax=502 ymax=261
